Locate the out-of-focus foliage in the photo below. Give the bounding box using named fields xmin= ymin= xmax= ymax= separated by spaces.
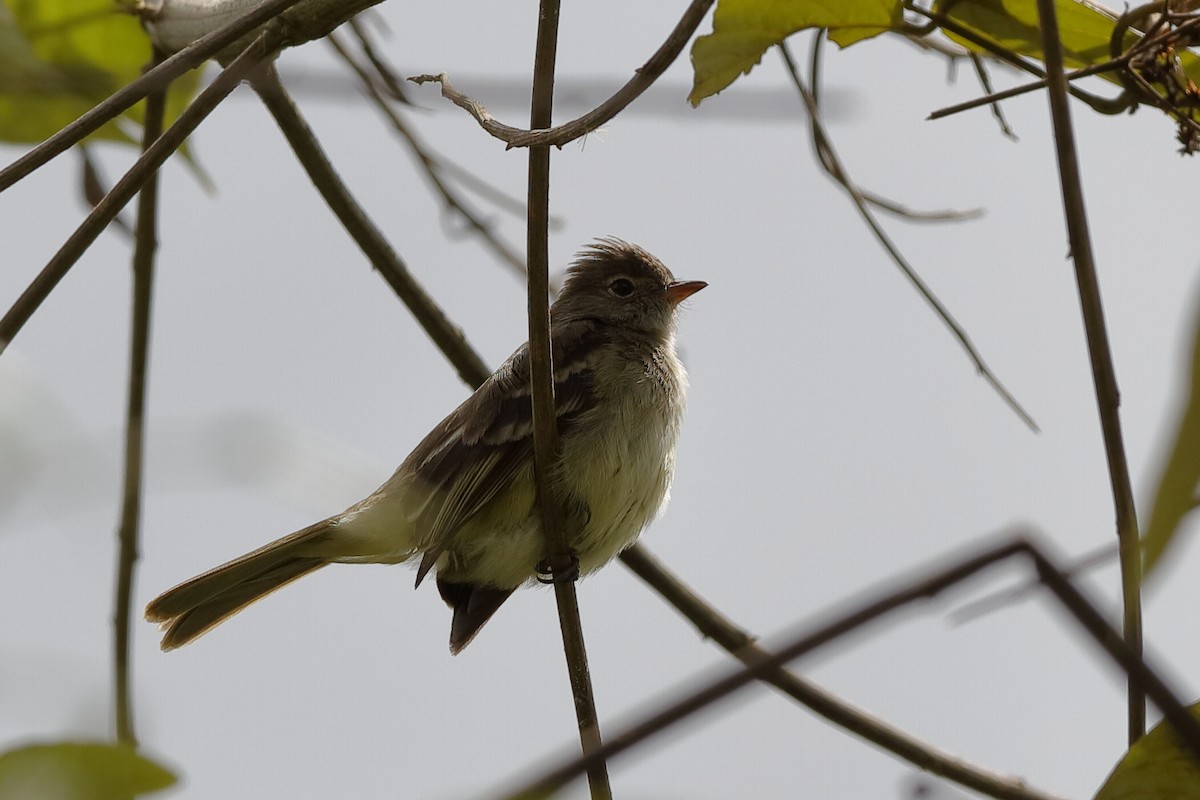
xmin=937 ymin=0 xmax=1125 ymax=76
xmin=0 ymin=0 xmax=199 ymax=143
xmin=1093 ymin=703 xmax=1200 ymax=800
xmin=1143 ymin=294 xmax=1200 ymax=576
xmin=0 ymin=741 xmax=176 ymax=800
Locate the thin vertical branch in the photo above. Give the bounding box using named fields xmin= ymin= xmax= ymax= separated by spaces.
xmin=1034 ymin=0 xmax=1145 ymax=743
xmin=112 ymin=51 xmax=167 ymax=747
xmin=0 ymin=30 xmax=278 ymax=357
xmin=525 ymin=1 xmax=610 ymax=797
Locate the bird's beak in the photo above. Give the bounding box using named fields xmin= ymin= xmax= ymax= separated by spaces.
xmin=665 ymin=280 xmax=707 ymax=304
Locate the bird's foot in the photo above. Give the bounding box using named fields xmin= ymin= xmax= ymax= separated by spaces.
xmin=537 ymin=552 xmax=580 ymax=584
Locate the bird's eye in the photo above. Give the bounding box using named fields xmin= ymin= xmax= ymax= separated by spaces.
xmin=609 ymin=278 xmax=635 ymax=297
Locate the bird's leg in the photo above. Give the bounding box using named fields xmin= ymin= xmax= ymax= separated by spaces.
xmin=537 ymin=498 xmax=588 ymax=583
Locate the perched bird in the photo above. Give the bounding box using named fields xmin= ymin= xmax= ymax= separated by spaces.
xmin=145 ymin=238 xmax=705 ymax=653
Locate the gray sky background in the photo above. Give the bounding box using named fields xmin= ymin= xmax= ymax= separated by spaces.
xmin=4 ymin=3 xmax=1200 ymax=799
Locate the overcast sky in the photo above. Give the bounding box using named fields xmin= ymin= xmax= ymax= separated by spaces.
xmin=4 ymin=3 xmax=1200 ymax=799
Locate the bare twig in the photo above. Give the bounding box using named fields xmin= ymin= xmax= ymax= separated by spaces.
xmin=326 ymin=33 xmax=526 ymax=278
xmin=432 ymin=157 xmax=564 ymax=229
xmin=0 ymin=30 xmax=278 ymax=357
xmin=620 ymin=547 xmax=1066 ymax=800
xmin=807 ymin=34 xmax=981 ymax=223
xmin=522 ymin=1 xmax=610 ymax=796
xmin=780 ymin=42 xmax=1038 ymax=431
xmin=0 ymin=0 xmax=307 ymax=193
xmin=906 ymin=3 xmax=1131 ymax=116
xmin=407 ymin=0 xmax=714 ymax=149
xmin=1034 ymin=0 xmax=1145 ymax=742
xmin=247 ymin=65 xmax=491 ymax=389
xmin=504 ymin=536 xmax=1200 ymax=799
xmin=79 ymin=147 xmax=133 ymax=237
xmin=928 ymin=59 xmax=1126 ymax=121
xmin=968 ymin=52 xmax=1018 ymax=139
xmin=950 ymin=542 xmax=1118 ymax=624
xmin=855 ymin=192 xmax=983 ymax=223
xmin=929 ymin=4 xmax=1200 ymax=127
xmin=346 ymin=16 xmax=411 ymax=104
xmin=112 ymin=50 xmax=167 ymax=747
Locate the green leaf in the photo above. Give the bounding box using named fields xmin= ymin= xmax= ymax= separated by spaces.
xmin=0 ymin=741 xmax=176 ymax=800
xmin=1094 ymin=704 xmax=1200 ymax=800
xmin=0 ymin=0 xmax=200 ymax=144
xmin=1142 ymin=297 xmax=1200 ymax=576
xmin=937 ymin=0 xmax=1128 ymax=80
xmin=689 ymin=0 xmax=904 ymax=105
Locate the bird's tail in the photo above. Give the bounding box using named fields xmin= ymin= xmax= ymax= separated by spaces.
xmin=145 ymin=519 xmax=336 ymax=650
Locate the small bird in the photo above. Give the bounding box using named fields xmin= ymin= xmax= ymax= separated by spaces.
xmin=145 ymin=238 xmax=705 ymax=653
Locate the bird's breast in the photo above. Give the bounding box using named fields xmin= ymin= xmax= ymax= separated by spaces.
xmin=558 ymin=349 xmax=687 ymax=573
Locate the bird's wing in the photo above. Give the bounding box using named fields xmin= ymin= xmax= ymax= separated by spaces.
xmin=406 ymin=322 xmax=606 ymax=586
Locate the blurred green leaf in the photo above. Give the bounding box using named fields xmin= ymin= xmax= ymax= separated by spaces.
xmin=937 ymin=0 xmax=1124 ymax=73
xmin=689 ymin=0 xmax=903 ymax=105
xmin=1094 ymin=704 xmax=1200 ymax=800
xmin=1142 ymin=296 xmax=1200 ymax=576
xmin=0 ymin=0 xmax=200 ymax=144
xmin=0 ymin=741 xmax=176 ymax=800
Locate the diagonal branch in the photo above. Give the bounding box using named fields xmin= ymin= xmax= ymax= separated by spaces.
xmin=505 ymin=535 xmax=1200 ymax=798
xmin=0 ymin=29 xmax=279 ymax=357
xmin=345 ymin=16 xmax=412 ymax=105
xmin=246 ymin=65 xmax=491 ymax=389
xmin=621 ymin=546 xmax=1065 ymax=800
xmin=407 ymin=0 xmax=714 ymax=149
xmin=928 ymin=59 xmax=1128 ymax=122
xmin=326 ymin=32 xmax=527 ymax=279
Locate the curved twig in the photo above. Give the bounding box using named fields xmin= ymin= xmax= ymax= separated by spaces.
xmin=782 ymin=41 xmax=1038 ymax=431
xmin=808 ymin=33 xmax=982 ymax=222
xmin=326 ymin=33 xmax=527 ymax=278
xmin=407 ymin=0 xmax=714 ymax=149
